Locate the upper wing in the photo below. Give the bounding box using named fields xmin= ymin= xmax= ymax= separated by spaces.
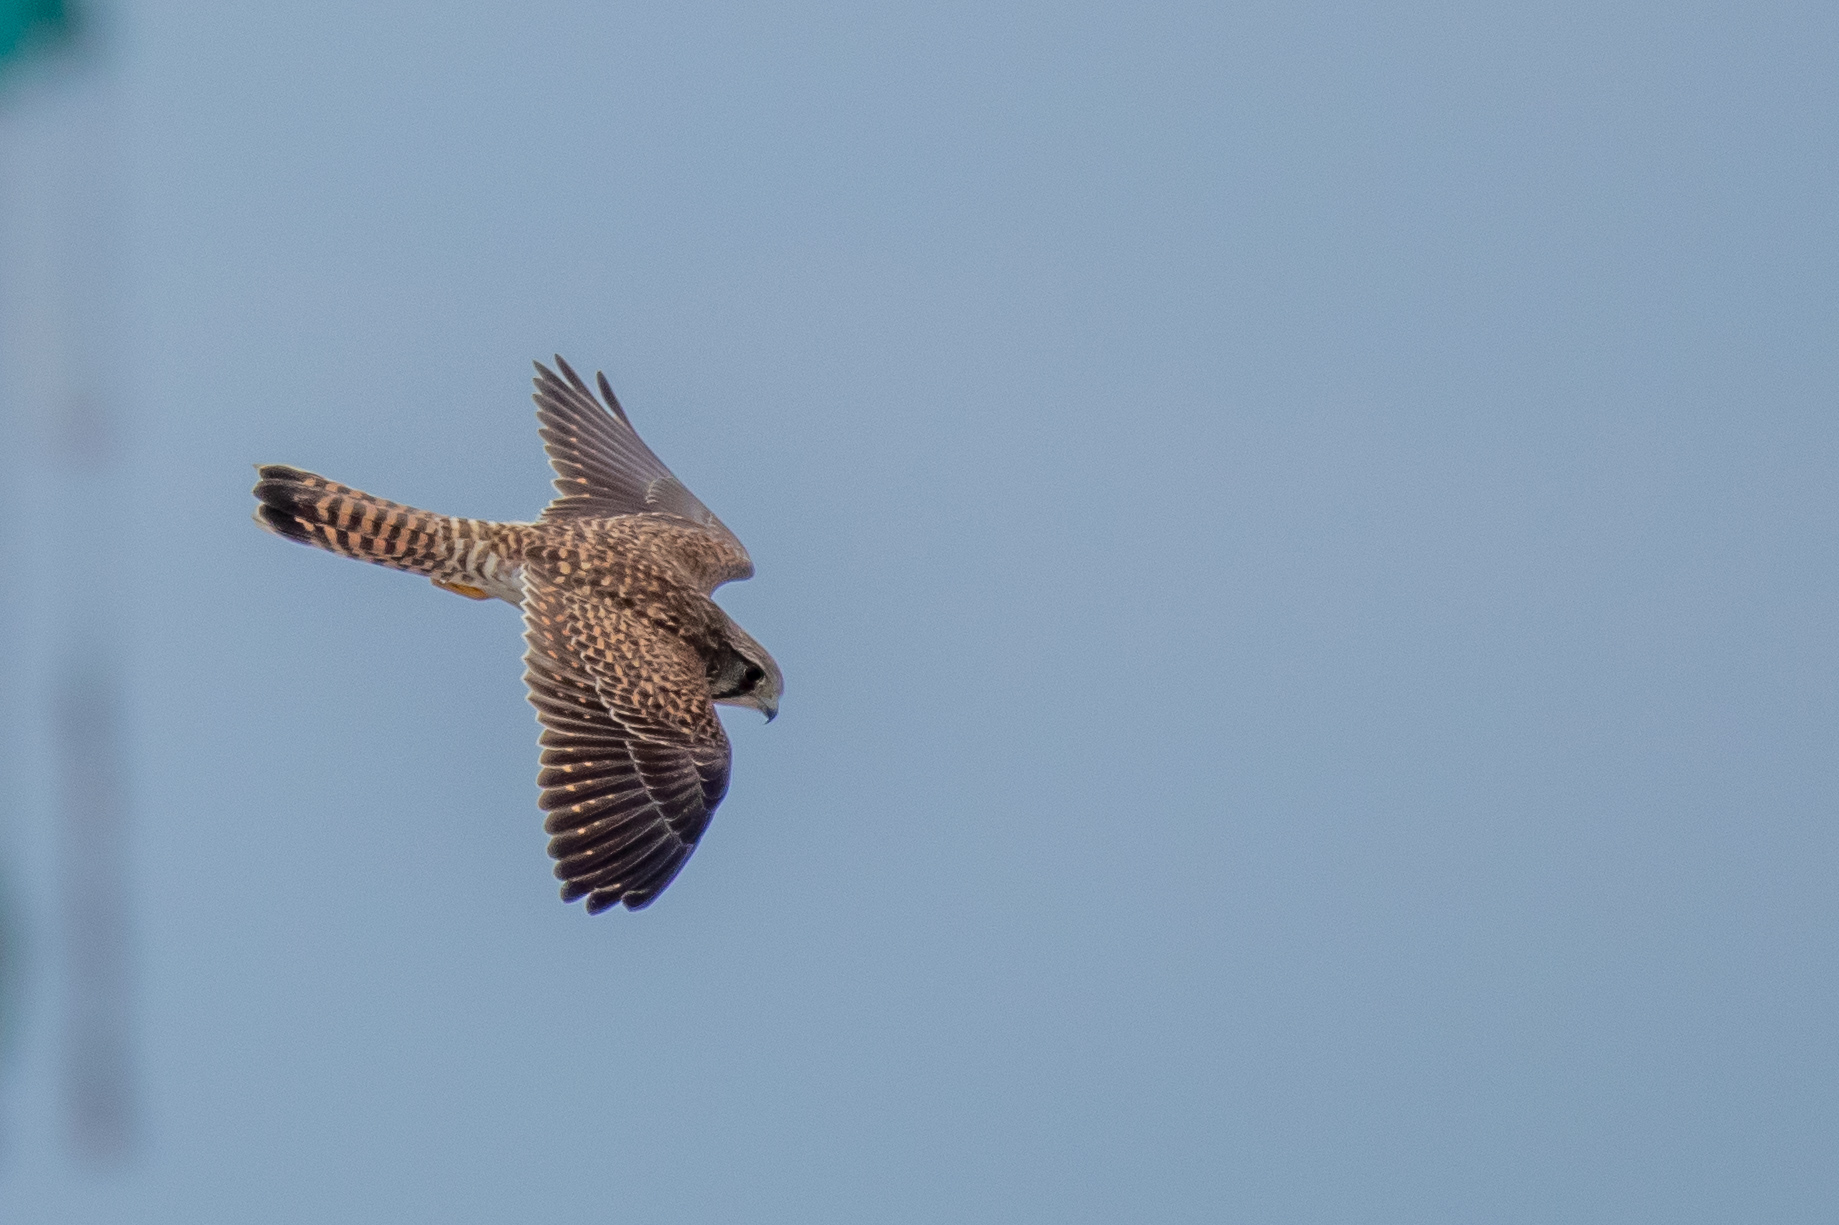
xmin=522 ymin=573 xmax=732 ymax=913
xmin=533 ymin=356 xmax=752 ymax=578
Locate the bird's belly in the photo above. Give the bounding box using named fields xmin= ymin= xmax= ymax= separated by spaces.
xmin=481 ymin=563 xmax=526 ymax=606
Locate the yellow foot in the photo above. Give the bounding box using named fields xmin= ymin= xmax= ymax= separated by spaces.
xmin=433 ymin=578 xmax=491 ymax=600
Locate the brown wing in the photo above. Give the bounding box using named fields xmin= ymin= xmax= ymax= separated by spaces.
xmin=522 ymin=574 xmax=732 ymax=912
xmin=532 ymin=356 xmax=753 ymax=589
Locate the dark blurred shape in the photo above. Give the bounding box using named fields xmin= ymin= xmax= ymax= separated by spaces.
xmin=1 ymin=0 xmax=133 ymax=1165
xmin=0 ymin=0 xmax=85 ymax=1154
xmin=0 ymin=869 xmax=17 ymax=1067
xmin=0 ymin=0 xmax=73 ymax=73
xmin=54 ymin=666 xmax=132 ymax=1161
xmin=53 ymin=388 xmax=115 ymax=464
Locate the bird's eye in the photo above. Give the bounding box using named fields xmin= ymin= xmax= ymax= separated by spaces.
xmin=743 ymin=665 xmax=765 ymax=687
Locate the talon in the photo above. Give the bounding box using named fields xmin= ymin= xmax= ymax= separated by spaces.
xmin=433 ymin=578 xmax=491 ymax=600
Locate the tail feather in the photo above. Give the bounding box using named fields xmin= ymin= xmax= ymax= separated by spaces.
xmin=253 ymin=464 xmax=449 ymax=573
xmin=251 ymin=464 xmax=524 ymax=602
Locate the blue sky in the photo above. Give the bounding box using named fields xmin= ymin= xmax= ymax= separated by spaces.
xmin=2 ymin=1 xmax=1836 ymax=1220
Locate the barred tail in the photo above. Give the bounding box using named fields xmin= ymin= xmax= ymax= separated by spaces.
xmin=252 ymin=464 xmax=521 ymax=601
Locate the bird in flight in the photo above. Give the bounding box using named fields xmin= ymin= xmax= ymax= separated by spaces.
xmin=252 ymin=357 xmax=781 ymax=912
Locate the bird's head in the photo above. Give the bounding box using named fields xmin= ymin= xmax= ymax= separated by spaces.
xmin=710 ymin=620 xmax=782 ymax=722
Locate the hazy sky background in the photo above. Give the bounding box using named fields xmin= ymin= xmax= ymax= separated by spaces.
xmin=2 ymin=1 xmax=1836 ymax=1220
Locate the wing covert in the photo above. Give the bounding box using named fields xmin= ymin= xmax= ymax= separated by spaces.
xmin=521 ymin=574 xmax=731 ymax=912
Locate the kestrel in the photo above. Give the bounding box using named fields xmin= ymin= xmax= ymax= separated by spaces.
xmin=252 ymin=357 xmax=782 ymax=912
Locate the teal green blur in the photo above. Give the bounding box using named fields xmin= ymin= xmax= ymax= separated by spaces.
xmin=0 ymin=0 xmax=71 ymax=72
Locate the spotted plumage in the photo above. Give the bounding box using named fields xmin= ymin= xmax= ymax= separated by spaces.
xmin=253 ymin=357 xmax=781 ymax=912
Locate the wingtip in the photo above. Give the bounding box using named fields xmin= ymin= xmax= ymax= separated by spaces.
xmin=532 ymin=354 xmax=634 ymax=427
xmin=595 ymin=370 xmax=632 ymax=424
xmin=553 ymin=354 xmax=585 ymax=391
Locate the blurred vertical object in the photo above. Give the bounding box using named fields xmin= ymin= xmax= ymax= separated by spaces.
xmin=53 ymin=668 xmax=129 ymax=1159
xmin=0 ymin=0 xmax=135 ymax=1163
